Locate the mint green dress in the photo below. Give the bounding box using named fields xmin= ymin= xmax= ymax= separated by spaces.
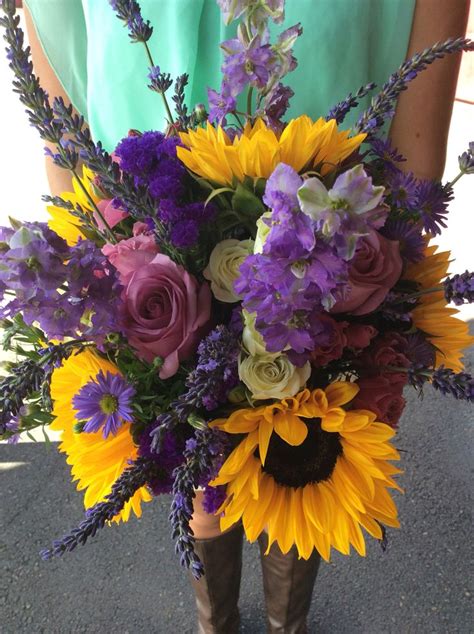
xmin=25 ymin=0 xmax=416 ymax=152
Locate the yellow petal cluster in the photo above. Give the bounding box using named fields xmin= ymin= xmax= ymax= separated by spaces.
xmin=50 ymin=348 xmax=151 ymax=522
xmin=406 ymin=244 xmax=474 ymax=371
xmin=47 ymin=166 xmax=100 ymax=245
xmin=210 ymin=382 xmax=401 ymax=561
xmin=177 ymin=116 xmax=366 ymax=186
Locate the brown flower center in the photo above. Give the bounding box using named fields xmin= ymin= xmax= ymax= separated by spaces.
xmin=259 ymin=418 xmax=342 ymax=489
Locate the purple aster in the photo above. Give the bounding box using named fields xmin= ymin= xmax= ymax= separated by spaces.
xmin=388 ymin=169 xmax=418 ymax=209
xmin=415 ymin=180 xmax=452 ymax=235
xmin=444 ymin=271 xmax=474 ymax=305
xmin=369 ymin=138 xmax=406 ymax=167
xmin=380 ymin=218 xmax=425 ymax=263
xmin=72 ymin=371 xmax=135 ymax=438
xmin=208 ymin=86 xmax=236 ymax=124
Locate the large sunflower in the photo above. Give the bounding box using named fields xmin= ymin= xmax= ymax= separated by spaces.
xmin=50 ymin=348 xmax=151 ymax=522
xmin=406 ymin=244 xmax=473 ymax=371
xmin=177 ymin=116 xmax=366 ymax=186
xmin=47 ymin=166 xmax=100 ymax=246
xmin=210 ymin=382 xmax=401 ymax=561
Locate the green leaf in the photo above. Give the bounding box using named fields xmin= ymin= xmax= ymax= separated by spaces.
xmin=26 ymin=430 xmax=37 ymax=443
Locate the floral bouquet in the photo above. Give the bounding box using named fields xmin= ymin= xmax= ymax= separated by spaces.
xmin=1 ymin=0 xmax=473 ymax=578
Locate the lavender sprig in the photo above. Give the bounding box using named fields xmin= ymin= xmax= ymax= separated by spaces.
xmin=169 ymin=429 xmax=219 ymax=579
xmin=109 ymin=0 xmax=153 ymax=43
xmin=172 ymin=73 xmax=194 ymax=130
xmin=406 ymin=364 xmax=474 ymax=401
xmin=356 ymin=38 xmax=474 ymax=135
xmin=326 ymin=82 xmax=376 ymax=124
xmin=444 ymin=271 xmax=474 ymax=306
xmin=40 ymin=456 xmax=156 ymax=560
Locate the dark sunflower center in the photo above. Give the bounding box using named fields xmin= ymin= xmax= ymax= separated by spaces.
xmin=259 ymin=418 xmax=343 ymax=489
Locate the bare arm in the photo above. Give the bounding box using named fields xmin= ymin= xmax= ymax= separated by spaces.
xmin=389 ymin=0 xmax=470 ymax=181
xmin=23 ymin=5 xmax=77 ymax=195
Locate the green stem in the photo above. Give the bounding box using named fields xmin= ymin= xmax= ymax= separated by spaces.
xmin=447 ymin=171 xmax=464 ymax=188
xmin=70 ymin=168 xmax=117 ymax=244
xmin=390 ymin=285 xmax=444 ymax=304
xmin=143 ymin=42 xmax=175 ymax=126
xmin=232 ymin=111 xmax=245 ymax=130
xmin=246 ymin=86 xmax=254 ymax=118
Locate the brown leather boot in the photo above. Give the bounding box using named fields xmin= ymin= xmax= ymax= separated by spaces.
xmin=188 ymin=523 xmax=244 ymax=634
xmin=258 ymin=532 xmax=321 ymax=634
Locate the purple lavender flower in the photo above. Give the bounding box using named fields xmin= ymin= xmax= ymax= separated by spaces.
xmin=458 ymin=141 xmax=474 ymax=174
xmin=444 ymin=271 xmax=474 ymax=305
xmin=431 ymin=366 xmax=474 ymax=401
xmin=109 ymin=0 xmax=153 ymax=43
xmin=72 ymin=371 xmax=135 ymax=438
xmin=415 ymin=180 xmax=452 ymax=235
xmin=297 ymin=164 xmax=386 ymax=260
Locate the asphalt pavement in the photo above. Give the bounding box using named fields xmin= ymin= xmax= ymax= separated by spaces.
xmin=1 ymin=342 xmax=473 ymax=633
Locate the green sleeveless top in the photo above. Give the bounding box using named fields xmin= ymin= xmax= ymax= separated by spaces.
xmin=25 ymin=0 xmax=416 ymax=152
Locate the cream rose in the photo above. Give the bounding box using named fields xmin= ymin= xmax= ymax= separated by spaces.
xmin=242 ymin=310 xmax=271 ymax=356
xmin=254 ymin=211 xmax=272 ymax=254
xmin=203 ymin=239 xmax=254 ymax=303
xmin=238 ymin=353 xmax=311 ymax=400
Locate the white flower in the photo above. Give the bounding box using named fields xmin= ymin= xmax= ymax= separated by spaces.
xmin=238 ymin=353 xmax=311 ymax=400
xmin=203 ymin=238 xmax=254 ymax=303
xmin=242 ymin=310 xmax=271 ymax=356
xmin=254 ymin=211 xmax=272 ymax=254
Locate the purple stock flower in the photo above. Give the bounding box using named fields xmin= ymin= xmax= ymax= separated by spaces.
xmin=444 ymin=271 xmax=474 ymax=306
xmin=72 ymin=371 xmax=135 ymax=438
xmin=297 ymin=164 xmax=386 ymax=260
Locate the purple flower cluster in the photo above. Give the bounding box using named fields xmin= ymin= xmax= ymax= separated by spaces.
xmin=115 ymin=132 xmax=215 ymax=247
xmin=139 ymin=424 xmax=186 ymax=495
xmin=0 ymin=224 xmax=121 ymax=340
xmin=444 ymin=271 xmax=474 ymax=306
xmin=458 ymin=141 xmax=474 ymax=174
xmin=235 ymin=164 xmax=348 ymax=359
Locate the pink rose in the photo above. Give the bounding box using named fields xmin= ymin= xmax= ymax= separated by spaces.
xmin=102 ymin=233 xmax=159 ymax=282
xmin=344 ymin=323 xmax=378 ymax=350
xmin=94 ymin=199 xmax=129 ymax=230
xmin=332 ymin=230 xmax=402 ymax=316
xmin=353 ymin=375 xmax=406 ymax=428
xmin=121 ymin=253 xmax=212 ymax=379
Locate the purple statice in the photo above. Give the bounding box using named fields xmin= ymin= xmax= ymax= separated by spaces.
xmin=458 ymin=141 xmax=474 ymax=174
xmin=387 ymin=170 xmax=418 ymax=210
xmin=444 ymin=271 xmax=474 ymax=306
xmin=207 ymin=87 xmax=237 ymax=124
xmin=236 ymin=164 xmax=347 ymax=358
xmin=297 ymin=164 xmax=386 ymax=260
xmin=72 ymin=370 xmax=135 ymax=438
xmin=415 ymin=180 xmax=452 ymax=235
xmin=222 ymin=35 xmax=276 ymax=95
xmin=138 ymin=423 xmax=185 ymax=495
xmin=380 ymin=218 xmax=425 ymax=263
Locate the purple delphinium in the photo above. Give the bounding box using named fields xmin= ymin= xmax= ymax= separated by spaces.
xmin=72 ymin=371 xmax=135 ymax=438
xmin=222 ymin=35 xmax=276 ymax=95
xmin=444 ymin=271 xmax=474 ymax=305
xmin=208 ymin=87 xmax=237 ymax=124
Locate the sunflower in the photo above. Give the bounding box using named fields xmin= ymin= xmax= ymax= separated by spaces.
xmin=406 ymin=243 xmax=474 ymax=371
xmin=47 ymin=166 xmax=100 ymax=246
xmin=210 ymin=382 xmax=401 ymax=561
xmin=177 ymin=116 xmax=366 ymax=186
xmin=50 ymin=348 xmax=151 ymax=522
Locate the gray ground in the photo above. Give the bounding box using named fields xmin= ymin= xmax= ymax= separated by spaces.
xmin=1 ymin=345 xmax=473 ymax=634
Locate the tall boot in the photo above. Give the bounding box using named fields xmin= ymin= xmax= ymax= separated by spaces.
xmin=258 ymin=532 xmax=321 ymax=634
xmin=188 ymin=523 xmax=244 ymax=634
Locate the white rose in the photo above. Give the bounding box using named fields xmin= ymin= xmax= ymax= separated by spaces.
xmin=238 ymin=353 xmax=311 ymax=400
xmin=203 ymin=239 xmax=254 ymax=303
xmin=254 ymin=211 xmax=272 ymax=254
xmin=242 ymin=310 xmax=272 ymax=356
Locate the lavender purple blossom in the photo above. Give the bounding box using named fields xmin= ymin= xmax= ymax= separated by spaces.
xmin=444 ymin=271 xmax=474 ymax=306
xmin=109 ymin=0 xmax=153 ymax=43
xmin=458 ymin=141 xmax=474 ymax=174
